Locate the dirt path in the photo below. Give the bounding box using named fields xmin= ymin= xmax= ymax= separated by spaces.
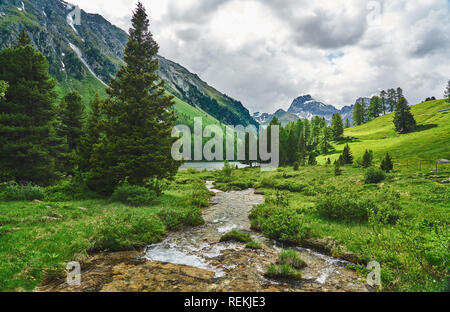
xmin=37 ymin=182 xmax=368 ymax=292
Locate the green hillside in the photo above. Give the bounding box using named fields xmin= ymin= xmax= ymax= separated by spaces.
xmin=319 ymin=99 xmax=450 ymax=166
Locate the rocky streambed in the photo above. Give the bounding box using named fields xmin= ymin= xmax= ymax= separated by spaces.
xmin=37 ymin=181 xmax=368 ymax=292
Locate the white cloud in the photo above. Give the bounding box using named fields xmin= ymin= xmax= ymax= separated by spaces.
xmin=69 ymin=0 xmax=450 ymax=112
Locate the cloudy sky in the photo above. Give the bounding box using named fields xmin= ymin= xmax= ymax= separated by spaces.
xmin=69 ymin=0 xmax=450 ymax=113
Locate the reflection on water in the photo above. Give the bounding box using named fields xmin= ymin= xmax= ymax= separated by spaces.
xmin=179 ymin=162 xmax=253 ymax=171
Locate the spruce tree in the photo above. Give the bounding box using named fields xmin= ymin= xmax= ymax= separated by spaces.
xmin=331 ymin=113 xmax=344 ymax=140
xmin=0 ymin=43 xmax=60 ymax=184
xmin=393 ymin=97 xmax=416 ymax=133
xmin=58 ymin=91 xmax=85 ymax=152
xmin=380 ymin=153 xmax=393 ymax=172
xmin=380 ymin=90 xmax=387 ymax=115
xmin=16 ymin=29 xmax=31 ymax=47
xmin=362 ymin=150 xmax=374 ymax=168
xmin=352 ymin=102 xmax=364 ymax=126
xmin=88 ymin=2 xmax=179 ymax=194
xmin=444 ymin=80 xmax=450 ymax=103
xmin=342 ymin=144 xmax=353 ymax=165
xmin=387 ymin=89 xmax=396 ymax=112
xmin=319 ymin=127 xmax=333 ymax=154
xmin=308 ymin=152 xmax=317 ymax=166
xmin=368 ymin=96 xmax=382 ymax=119
xmin=77 ymin=93 xmax=102 ymax=172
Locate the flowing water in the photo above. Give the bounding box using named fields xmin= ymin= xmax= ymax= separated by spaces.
xmin=143 ymin=181 xmax=369 ymax=292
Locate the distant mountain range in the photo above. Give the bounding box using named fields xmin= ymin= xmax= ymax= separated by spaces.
xmin=253 ymin=94 xmax=371 ymax=126
xmin=0 ymin=0 xmax=257 ymax=127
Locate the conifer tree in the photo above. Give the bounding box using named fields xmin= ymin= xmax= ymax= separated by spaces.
xmin=319 ymin=127 xmax=333 ymax=154
xmin=16 ymin=29 xmax=31 ymax=47
xmin=88 ymin=2 xmax=179 ymax=194
xmin=308 ymin=152 xmax=317 ymax=166
xmin=380 ymin=153 xmax=393 ymax=172
xmin=342 ymin=144 xmax=353 ymax=165
xmin=58 ymin=91 xmax=85 ymax=152
xmin=387 ymin=89 xmax=396 ymax=112
xmin=362 ymin=150 xmax=374 ymax=168
xmin=393 ymin=97 xmax=416 ymax=133
xmin=352 ymin=102 xmax=364 ymax=126
xmin=0 ymin=42 xmax=60 ymax=184
xmin=380 ymin=90 xmax=387 ymax=115
xmin=77 ymin=93 xmax=102 ymax=172
xmin=368 ymin=96 xmax=382 ymax=119
xmin=331 ymin=113 xmax=344 ymax=140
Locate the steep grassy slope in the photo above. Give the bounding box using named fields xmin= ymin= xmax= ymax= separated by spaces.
xmin=319 ymin=99 xmax=450 ymax=165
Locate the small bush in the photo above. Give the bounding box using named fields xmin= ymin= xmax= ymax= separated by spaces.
xmin=265 ymin=264 xmax=302 ymax=280
xmin=316 ymin=193 xmax=375 ymax=222
xmin=190 ymin=180 xmax=211 ymax=208
xmin=365 ymin=167 xmax=386 ymax=184
xmin=0 ymin=182 xmax=45 ymax=201
xmin=362 ymin=150 xmax=374 ymax=168
xmin=93 ymin=213 xmax=166 ymax=251
xmin=260 ymin=207 xmax=310 ymax=243
xmin=277 ymin=249 xmax=307 ymax=269
xmin=220 ymin=230 xmax=252 ymax=243
xmin=111 ymin=184 xmax=156 ymax=206
xmin=245 ymin=241 xmax=263 ymax=250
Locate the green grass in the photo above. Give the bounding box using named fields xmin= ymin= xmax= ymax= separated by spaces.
xmin=265 ymin=249 xmax=305 ymax=281
xmin=0 ymin=173 xmax=210 ymax=291
xmin=245 ymin=241 xmax=263 ymax=250
xmin=219 ymin=230 xmax=252 ymax=243
xmin=319 ymin=99 xmax=450 ymax=166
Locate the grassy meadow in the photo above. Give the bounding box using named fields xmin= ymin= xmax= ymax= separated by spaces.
xmin=0 ymin=172 xmax=212 ymax=291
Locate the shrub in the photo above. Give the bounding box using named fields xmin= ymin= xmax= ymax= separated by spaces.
xmin=220 ymin=230 xmax=252 ymax=243
xmin=190 ymin=180 xmax=211 ymax=208
xmin=277 ymin=249 xmax=307 ymax=269
xmin=293 ymin=162 xmax=300 ymax=171
xmin=157 ymin=207 xmax=204 ymax=230
xmin=222 ymin=161 xmax=233 ymax=179
xmin=0 ymin=182 xmax=45 ymax=201
xmin=93 ymin=213 xmax=166 ymax=251
xmin=316 ymin=193 xmax=375 ymax=222
xmin=245 ymin=241 xmax=263 ymax=250
xmin=365 ymin=167 xmax=386 ymax=184
xmin=110 ymin=184 xmax=156 ymax=206
xmin=261 ymin=207 xmax=310 ymax=243
xmin=334 ymin=162 xmax=342 ymax=176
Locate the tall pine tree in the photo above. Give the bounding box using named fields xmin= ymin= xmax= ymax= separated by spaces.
xmin=331 ymin=113 xmax=344 ymax=140
xmin=368 ymin=96 xmax=382 ymax=119
xmin=87 ymin=2 xmax=179 ymax=194
xmin=387 ymin=89 xmax=396 ymax=112
xmin=58 ymin=91 xmax=85 ymax=152
xmin=352 ymin=101 xmax=364 ymax=126
xmin=77 ymin=93 xmax=102 ymax=172
xmin=0 ymin=39 xmax=60 ymax=184
xmin=393 ymin=97 xmax=416 ymax=134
